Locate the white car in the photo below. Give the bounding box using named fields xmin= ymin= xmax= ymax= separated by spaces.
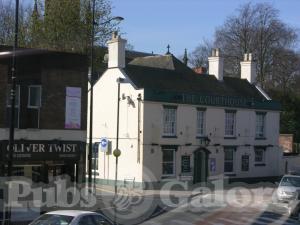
xmin=28 ymin=210 xmax=113 ymax=225
xmin=277 ymin=175 xmax=300 ymax=202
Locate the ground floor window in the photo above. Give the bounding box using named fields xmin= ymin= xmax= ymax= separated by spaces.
xmin=224 ymin=147 xmax=235 ymax=173
xmin=162 ymin=149 xmax=176 ymax=176
xmin=254 ymin=147 xmax=265 ymax=165
xmin=92 ymin=143 xmax=99 ymax=171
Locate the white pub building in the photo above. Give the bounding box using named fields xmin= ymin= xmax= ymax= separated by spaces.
xmin=89 ymin=33 xmax=282 ymax=187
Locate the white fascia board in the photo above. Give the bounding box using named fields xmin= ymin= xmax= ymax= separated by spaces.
xmin=255 ymin=85 xmax=271 ymax=100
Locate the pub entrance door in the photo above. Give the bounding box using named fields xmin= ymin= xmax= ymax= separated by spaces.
xmin=193 ymin=148 xmax=210 ymax=184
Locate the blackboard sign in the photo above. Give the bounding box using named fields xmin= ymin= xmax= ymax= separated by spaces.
xmin=181 ymin=155 xmax=191 ymax=173
xmin=241 ymin=155 xmax=249 ymax=171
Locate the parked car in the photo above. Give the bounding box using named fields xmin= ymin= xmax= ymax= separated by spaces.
xmin=277 ymin=175 xmax=300 ymax=202
xmin=287 ymin=190 xmax=300 ymax=221
xmin=28 ymin=210 xmax=113 ymax=225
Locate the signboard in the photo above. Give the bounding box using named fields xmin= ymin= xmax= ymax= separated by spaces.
xmin=65 ymin=87 xmax=81 ymax=129
xmin=241 ymin=155 xmax=249 ymax=171
xmin=210 ymin=158 xmax=216 ymax=172
xmin=0 ymin=140 xmax=84 ymax=161
xmin=181 ymin=155 xmax=191 ymax=173
xmin=144 ymin=89 xmax=281 ymax=111
xmin=100 ymin=138 xmax=108 ymax=152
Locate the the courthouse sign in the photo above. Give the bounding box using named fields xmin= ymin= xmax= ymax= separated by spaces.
xmin=144 ymin=89 xmax=281 ymax=110
xmin=0 ymin=140 xmax=84 ymax=161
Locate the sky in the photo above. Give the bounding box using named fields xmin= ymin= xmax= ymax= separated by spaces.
xmin=21 ymin=0 xmax=300 ymax=56
xmin=110 ymin=0 xmax=300 ymax=56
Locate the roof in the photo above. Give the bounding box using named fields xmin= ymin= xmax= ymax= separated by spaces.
xmin=123 ymin=54 xmax=281 ymax=110
xmin=125 ymin=54 xmax=264 ymax=100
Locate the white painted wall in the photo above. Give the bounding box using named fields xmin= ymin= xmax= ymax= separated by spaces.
xmin=88 ymin=68 xmax=144 ymax=183
xmin=142 ymin=101 xmax=281 ymax=181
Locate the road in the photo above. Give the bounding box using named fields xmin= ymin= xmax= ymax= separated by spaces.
xmin=139 ymin=190 xmax=300 ymax=225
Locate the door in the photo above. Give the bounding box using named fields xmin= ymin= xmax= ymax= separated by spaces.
xmin=193 ymin=148 xmax=209 ymax=184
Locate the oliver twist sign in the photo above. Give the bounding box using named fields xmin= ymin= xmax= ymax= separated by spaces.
xmin=0 ymin=140 xmax=84 ymax=161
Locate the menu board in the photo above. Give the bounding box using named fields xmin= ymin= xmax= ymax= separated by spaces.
xmin=181 ymin=155 xmax=191 ymax=173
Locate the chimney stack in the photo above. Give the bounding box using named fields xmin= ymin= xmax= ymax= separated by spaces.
xmin=107 ymin=31 xmax=127 ymax=68
xmin=240 ymin=53 xmax=256 ymax=84
xmin=208 ymin=48 xmax=224 ymax=81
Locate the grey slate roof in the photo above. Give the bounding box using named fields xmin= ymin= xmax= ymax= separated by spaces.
xmin=124 ymin=54 xmax=265 ymax=100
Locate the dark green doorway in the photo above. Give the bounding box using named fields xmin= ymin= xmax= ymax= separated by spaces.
xmin=193 ymin=148 xmax=210 ymax=184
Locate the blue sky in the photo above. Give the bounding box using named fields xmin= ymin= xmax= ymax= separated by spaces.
xmin=22 ymin=0 xmax=300 ymax=56
xmin=111 ymin=0 xmax=300 ymax=56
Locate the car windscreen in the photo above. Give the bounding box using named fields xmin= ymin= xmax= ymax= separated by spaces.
xmin=280 ymin=176 xmax=300 ymax=187
xmin=30 ymin=214 xmax=74 ymax=225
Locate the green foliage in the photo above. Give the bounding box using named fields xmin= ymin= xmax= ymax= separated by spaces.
xmin=269 ymin=89 xmax=300 ymax=142
xmin=0 ymin=0 xmax=119 ymax=55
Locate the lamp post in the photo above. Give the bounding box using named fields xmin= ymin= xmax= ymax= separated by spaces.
xmin=112 ymin=77 xmax=124 ymax=225
xmin=6 ymin=1 xmax=19 ymax=224
xmin=7 ymin=0 xmax=19 ymax=177
xmin=87 ymin=0 xmax=124 ymax=188
xmin=113 ymin=77 xmax=124 ymax=195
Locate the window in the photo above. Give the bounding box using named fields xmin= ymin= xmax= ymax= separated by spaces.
xmin=92 ymin=215 xmax=111 ymax=225
xmin=162 ymin=149 xmax=176 ymax=176
xmin=225 ymin=110 xmax=236 ymax=136
xmin=254 ymin=147 xmax=265 ymax=164
xmin=163 ymin=106 xmax=177 ymax=136
xmin=224 ymin=147 xmax=235 ymax=173
xmin=196 ymin=108 xmax=206 ymax=136
xmin=256 ymin=112 xmax=266 ymax=138
xmin=30 ymin=214 xmax=74 ymax=225
xmin=92 ymin=143 xmax=99 ymax=171
xmin=78 ymin=216 xmax=95 ymax=225
xmin=28 ymin=86 xmax=41 ymax=108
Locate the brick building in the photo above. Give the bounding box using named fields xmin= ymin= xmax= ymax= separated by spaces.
xmin=0 ymin=46 xmax=88 ymax=183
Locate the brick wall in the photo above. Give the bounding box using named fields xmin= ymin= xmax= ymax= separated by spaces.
xmin=0 ymin=51 xmax=88 ymax=130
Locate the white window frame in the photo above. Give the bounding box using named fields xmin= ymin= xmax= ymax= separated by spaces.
xmin=162 ymin=149 xmax=176 ymax=177
xmin=196 ymin=108 xmax=206 ymax=137
xmin=254 ymin=147 xmax=265 ymax=164
xmin=28 ymin=85 xmax=42 ymax=108
xmin=255 ymin=112 xmax=266 ymax=138
xmin=163 ymin=106 xmax=177 ymax=136
xmin=225 ymin=110 xmax=236 ymax=137
xmin=224 ymin=147 xmax=235 ymax=174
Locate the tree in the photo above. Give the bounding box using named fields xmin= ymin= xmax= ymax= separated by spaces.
xmin=0 ymin=0 xmax=31 ymax=47
xmin=214 ymin=3 xmax=298 ymax=86
xmin=0 ymin=0 xmax=119 ymax=54
xmin=188 ymin=39 xmax=213 ymax=68
xmin=269 ymin=89 xmax=300 ymax=143
xmin=268 ymin=48 xmax=300 ymax=94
